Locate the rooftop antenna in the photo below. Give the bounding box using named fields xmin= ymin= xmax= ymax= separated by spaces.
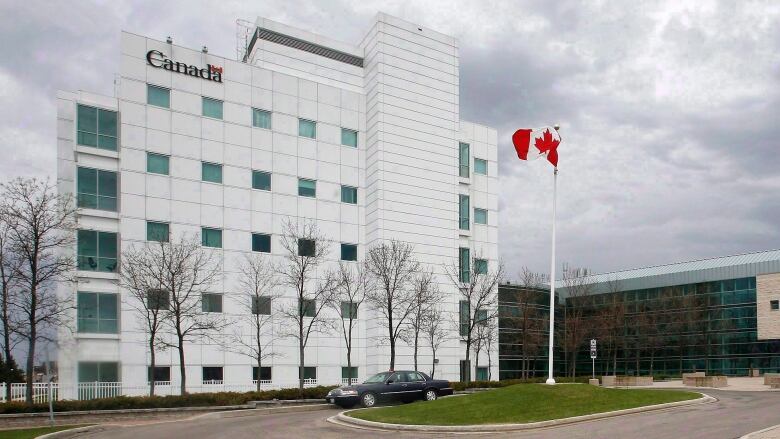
xmin=166 ymin=36 xmax=173 ymax=44
xmin=236 ymin=19 xmax=254 ymax=62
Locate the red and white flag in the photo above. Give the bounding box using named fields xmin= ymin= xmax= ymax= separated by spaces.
xmin=512 ymin=127 xmax=561 ymax=167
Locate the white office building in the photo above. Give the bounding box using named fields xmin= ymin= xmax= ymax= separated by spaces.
xmin=55 ymin=13 xmax=498 ymax=396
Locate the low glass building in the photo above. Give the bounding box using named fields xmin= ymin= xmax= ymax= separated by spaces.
xmin=499 ymin=250 xmax=780 ymax=378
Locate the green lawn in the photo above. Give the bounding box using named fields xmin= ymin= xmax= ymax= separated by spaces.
xmin=0 ymin=425 xmax=88 ymax=439
xmin=348 ymin=384 xmax=700 ymax=426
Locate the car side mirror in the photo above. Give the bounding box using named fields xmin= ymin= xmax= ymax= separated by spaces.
xmin=386 ymin=380 xmax=393 ymax=384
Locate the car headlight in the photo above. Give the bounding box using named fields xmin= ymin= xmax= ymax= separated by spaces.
xmin=341 ymin=390 xmax=358 ymax=396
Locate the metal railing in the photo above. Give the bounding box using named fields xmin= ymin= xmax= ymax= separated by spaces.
xmin=1 ymin=379 xmax=338 ymax=403
xmin=341 ymin=378 xmax=359 ymax=385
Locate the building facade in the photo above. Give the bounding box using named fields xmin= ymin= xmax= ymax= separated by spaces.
xmin=55 ymin=13 xmax=499 ymax=396
xmin=498 ymin=250 xmax=780 ymax=379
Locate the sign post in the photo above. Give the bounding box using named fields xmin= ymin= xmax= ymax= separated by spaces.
xmin=590 ymin=339 xmax=597 ymax=379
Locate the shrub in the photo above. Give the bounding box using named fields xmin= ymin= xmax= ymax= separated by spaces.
xmin=0 ymin=386 xmax=338 ymax=414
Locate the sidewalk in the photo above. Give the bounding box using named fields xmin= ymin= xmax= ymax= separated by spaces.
xmin=652 ymin=377 xmax=778 ymax=392
xmin=742 ymin=424 xmax=780 ymax=438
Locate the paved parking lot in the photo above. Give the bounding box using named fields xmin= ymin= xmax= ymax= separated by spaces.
xmin=77 ymin=390 xmax=780 ymax=439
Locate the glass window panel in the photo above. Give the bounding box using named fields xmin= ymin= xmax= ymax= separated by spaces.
xmin=299 ymin=119 xmax=316 ymax=138
xmin=341 ymin=301 xmax=358 ymax=319
xmin=298 ymin=239 xmax=315 ymax=257
xmin=78 ymin=362 xmax=99 ymax=382
xmin=252 ymin=296 xmax=271 ymax=315
xmin=474 ymin=158 xmax=488 ymax=175
xmin=77 ymin=167 xmax=98 ymax=209
xmin=474 ymin=208 xmax=487 ymax=225
xmin=341 ymin=186 xmax=357 ymax=204
xmin=147 ymin=289 xmax=169 ymax=310
xmin=147 ymin=221 xmax=169 ymax=242
xmin=459 ymin=247 xmax=470 ymax=283
xmin=147 ymin=153 xmax=170 ymax=175
xmin=459 ymin=142 xmax=470 ymax=177
xmin=147 ymin=84 xmax=170 ymax=108
xmin=77 ymin=105 xmax=97 ymax=135
xmin=202 ymin=162 xmax=223 ymax=183
xmin=202 ymin=97 xmax=223 ymax=119
xmin=148 ymin=366 xmax=171 ymax=382
xmin=98 ymin=109 xmax=117 ymax=137
xmin=475 ymin=259 xmax=488 ymax=275
xmin=97 ymin=170 xmax=117 ymax=211
xmin=252 ymin=170 xmax=271 ymax=190
xmin=341 ymin=128 xmax=357 ymax=147
xmin=459 ymin=300 xmax=470 ymax=336
xmin=340 ymin=243 xmax=357 ymax=261
xmin=459 ymin=195 xmax=470 ymax=230
xmin=252 ymin=233 xmax=271 ymax=253
xmin=98 ymin=134 xmax=117 ymax=151
xmin=253 ymin=108 xmax=271 ymax=129
xmin=77 ymin=230 xmax=97 ymax=271
xmin=202 ymin=367 xmax=223 ymax=381
xmin=341 ymin=366 xmax=358 ymax=379
xmin=303 ymin=366 xmax=317 ymax=380
xmin=202 ymin=293 xmax=223 ymax=313
xmin=77 ymin=292 xmax=98 ymax=333
xmin=98 ymin=232 xmax=118 ymax=273
xmin=253 ymin=366 xmax=272 ymax=380
xmin=298 ymin=178 xmax=316 ymax=197
xmin=201 ymin=228 xmax=222 ymax=248
xmin=300 ymin=299 xmax=316 ymax=317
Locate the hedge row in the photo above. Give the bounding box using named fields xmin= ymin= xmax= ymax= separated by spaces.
xmin=0 ymin=378 xmax=592 ymax=414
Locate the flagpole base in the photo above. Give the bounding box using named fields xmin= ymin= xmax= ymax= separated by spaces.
xmin=545 ymin=378 xmax=556 ymax=385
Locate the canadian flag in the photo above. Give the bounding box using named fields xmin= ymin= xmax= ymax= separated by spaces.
xmin=512 ymin=127 xmax=561 ymax=167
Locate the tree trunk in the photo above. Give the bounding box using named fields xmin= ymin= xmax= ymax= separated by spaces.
xmin=2 ymin=284 xmax=12 ymax=402
xmin=25 ymin=335 xmax=35 ymax=404
xmin=149 ymin=340 xmax=156 ymax=396
xmin=464 ymin=337 xmax=471 ymax=382
xmin=388 ymin=324 xmax=395 ymax=371
xmin=413 ymin=331 xmax=418 ymax=372
xmin=430 ymin=346 xmax=436 ymax=379
xmin=256 ymin=357 xmax=261 ymax=392
xmin=298 ymin=343 xmax=305 ymax=396
xmin=177 ymin=335 xmax=186 ymax=395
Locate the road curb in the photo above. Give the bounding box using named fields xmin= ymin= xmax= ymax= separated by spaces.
xmin=739 ymin=423 xmax=780 ymax=439
xmin=35 ymin=425 xmax=106 ymax=439
xmin=332 ymin=393 xmax=716 ymax=433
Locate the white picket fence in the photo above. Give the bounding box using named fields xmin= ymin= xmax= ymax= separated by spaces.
xmin=0 ymin=378 xmax=330 ymax=404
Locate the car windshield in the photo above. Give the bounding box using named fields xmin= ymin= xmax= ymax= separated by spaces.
xmin=364 ymin=372 xmax=391 ymax=383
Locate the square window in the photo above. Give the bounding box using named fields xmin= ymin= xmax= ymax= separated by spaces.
xmin=252 ymin=108 xmax=272 ymax=129
xmin=202 ymin=97 xmax=223 ymax=119
xmin=459 ymin=142 xmax=470 ymax=178
xmin=77 ymin=167 xmax=117 ymax=211
xmin=302 ymin=366 xmax=317 ymax=380
xmin=146 ymin=221 xmax=169 ymax=242
xmin=298 ymin=239 xmax=315 ymax=257
xmin=202 ymin=162 xmax=223 ymax=183
xmin=771 ymin=300 xmax=779 ymax=311
xmin=341 ymin=128 xmax=358 ymax=147
xmin=147 ymin=153 xmax=170 ymax=175
xmin=78 ymin=361 xmax=119 ymax=383
xmin=253 ymin=366 xmax=272 ymax=381
xmin=148 ymin=366 xmax=171 ymax=383
xmin=77 ymin=230 xmax=118 ymax=272
xmin=77 ymin=292 xmax=118 ymax=334
xmin=202 ymin=293 xmax=223 ymax=313
xmin=252 ymin=170 xmax=271 ymax=191
xmin=340 ymin=243 xmax=357 ymax=261
xmin=147 ymin=84 xmax=170 ymax=108
xmin=252 ymin=296 xmax=271 ymax=315
xmin=299 ymin=119 xmax=316 ymax=138
xmin=341 ymin=186 xmax=357 ymax=204
xmin=474 ymin=208 xmax=488 ymax=225
xmin=252 ymin=233 xmax=271 ymax=253
xmin=476 ymin=367 xmax=488 ymax=381
xmin=201 ymin=227 xmax=222 ymax=248
xmin=298 ymin=178 xmax=316 ymax=197
xmin=474 ymin=158 xmax=488 ymax=175
xmin=341 ymin=301 xmax=358 ymax=319
xmin=341 ymin=366 xmax=358 ymax=380
xmin=147 ymin=289 xmax=169 ymax=311
xmin=202 ymin=366 xmax=223 ymax=382
xmin=300 ymin=299 xmax=316 ymax=317
xmin=475 ymin=259 xmax=488 ymax=275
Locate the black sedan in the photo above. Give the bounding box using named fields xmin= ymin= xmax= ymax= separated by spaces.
xmin=325 ymin=370 xmax=453 ymax=408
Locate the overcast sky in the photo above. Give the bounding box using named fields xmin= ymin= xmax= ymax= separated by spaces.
xmin=1 ymin=0 xmax=778 ymax=280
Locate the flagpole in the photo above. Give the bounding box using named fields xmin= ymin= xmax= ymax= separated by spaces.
xmin=546 ymin=166 xmax=558 ymax=384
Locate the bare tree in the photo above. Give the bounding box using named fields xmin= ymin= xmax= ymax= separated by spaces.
xmin=446 ymin=254 xmax=503 ymax=382
xmin=119 ymin=240 xmax=172 ymax=396
xmin=143 ymin=234 xmax=222 ymax=395
xmin=364 ymin=239 xmax=420 ymax=370
xmin=594 ymin=278 xmax=626 ymax=376
xmin=559 ymin=264 xmax=593 ymax=378
xmin=0 ymin=219 xmax=22 ymax=401
xmin=229 ymin=253 xmax=279 ymax=391
xmin=328 ymin=262 xmax=369 ymax=385
xmin=422 ymin=306 xmax=448 ymax=379
xmin=1 ymin=178 xmax=76 ymax=403
xmin=482 ymin=316 xmax=498 ymax=380
xmin=402 ymin=269 xmax=441 ymax=372
xmin=512 ymin=268 xmax=549 ymax=379
xmin=277 ymin=219 xmax=338 ymax=395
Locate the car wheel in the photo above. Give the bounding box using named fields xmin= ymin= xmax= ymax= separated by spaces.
xmin=424 ymin=389 xmax=438 ymax=401
xmin=361 ymin=392 xmax=377 ymax=408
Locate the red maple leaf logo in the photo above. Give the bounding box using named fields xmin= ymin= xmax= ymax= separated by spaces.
xmin=534 ymin=129 xmax=560 ymax=167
